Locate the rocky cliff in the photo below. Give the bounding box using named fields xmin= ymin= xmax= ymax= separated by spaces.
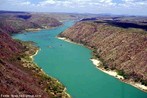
xmin=59 ymin=19 xmax=147 ymax=86
xmin=0 ymin=31 xmax=69 ymax=98
xmin=0 ymin=12 xmax=69 ymax=98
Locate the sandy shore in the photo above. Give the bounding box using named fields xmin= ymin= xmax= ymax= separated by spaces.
xmin=57 ymin=36 xmax=147 ymax=92
xmin=57 ymin=36 xmax=80 ymax=45
xmin=57 ymin=36 xmax=124 ymax=80
xmin=25 ymin=28 xmax=42 ymax=32
xmin=90 ymin=59 xmax=124 ymax=80
xmin=30 ymin=49 xmax=39 ymax=60
xmin=90 ymin=58 xmax=147 ymax=92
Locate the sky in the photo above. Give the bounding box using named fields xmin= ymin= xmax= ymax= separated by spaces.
xmin=0 ymin=0 xmax=147 ymax=16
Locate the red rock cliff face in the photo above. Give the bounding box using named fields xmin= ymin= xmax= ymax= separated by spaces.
xmin=0 ymin=32 xmax=52 ymax=98
xmin=0 ymin=31 xmax=68 ymax=98
xmin=59 ymin=21 xmax=147 ymax=85
xmin=0 ymin=12 xmax=70 ymax=98
xmin=0 ymin=32 xmax=23 ymax=58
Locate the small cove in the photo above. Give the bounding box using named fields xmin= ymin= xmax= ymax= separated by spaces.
xmin=13 ymin=21 xmax=147 ymax=98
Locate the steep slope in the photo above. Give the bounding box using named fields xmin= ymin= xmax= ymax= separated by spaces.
xmin=0 ymin=12 xmax=69 ymax=98
xmin=59 ymin=20 xmax=147 ymax=87
xmin=0 ymin=32 xmax=69 ymax=98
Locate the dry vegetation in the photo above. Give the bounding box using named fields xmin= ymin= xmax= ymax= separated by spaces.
xmin=59 ymin=19 xmax=147 ymax=86
xmin=0 ymin=33 xmax=70 ymax=98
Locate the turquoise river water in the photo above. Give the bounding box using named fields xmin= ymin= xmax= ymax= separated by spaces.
xmin=13 ymin=21 xmax=147 ymax=98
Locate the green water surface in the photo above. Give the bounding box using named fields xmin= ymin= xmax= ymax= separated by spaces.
xmin=13 ymin=21 xmax=147 ymax=98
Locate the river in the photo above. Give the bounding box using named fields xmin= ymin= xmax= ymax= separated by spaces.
xmin=13 ymin=21 xmax=147 ymax=98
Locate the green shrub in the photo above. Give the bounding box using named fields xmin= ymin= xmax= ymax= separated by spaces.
xmin=116 ymin=69 xmax=128 ymax=79
xmin=141 ymin=80 xmax=147 ymax=86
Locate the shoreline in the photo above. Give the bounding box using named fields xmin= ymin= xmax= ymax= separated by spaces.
xmin=12 ymin=24 xmax=71 ymax=97
xmin=25 ymin=28 xmax=42 ymax=32
xmin=30 ymin=49 xmax=39 ymax=60
xmin=57 ymin=36 xmax=79 ymax=45
xmin=28 ymin=47 xmax=71 ymax=98
xmin=24 ymin=27 xmax=54 ymax=33
xmin=90 ymin=58 xmax=147 ymax=92
xmin=90 ymin=59 xmax=124 ymax=80
xmin=22 ymin=24 xmax=62 ymax=33
xmin=58 ymin=36 xmax=147 ymax=92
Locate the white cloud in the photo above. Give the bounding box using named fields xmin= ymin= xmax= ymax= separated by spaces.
xmin=35 ymin=0 xmax=115 ymax=8
xmin=19 ymin=1 xmax=31 ymax=5
xmin=0 ymin=0 xmax=147 ymax=15
xmin=99 ymin=0 xmax=112 ymax=3
xmin=5 ymin=0 xmax=31 ymax=6
xmin=123 ymin=0 xmax=147 ymax=4
xmin=38 ymin=0 xmax=56 ymax=6
xmin=121 ymin=0 xmax=147 ymax=7
xmin=124 ymin=0 xmax=147 ymax=2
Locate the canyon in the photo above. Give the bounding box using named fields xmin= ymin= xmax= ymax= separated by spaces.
xmin=59 ymin=17 xmax=147 ymax=89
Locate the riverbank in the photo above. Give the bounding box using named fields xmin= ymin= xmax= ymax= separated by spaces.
xmin=90 ymin=59 xmax=124 ymax=79
xmin=90 ymin=58 xmax=147 ymax=92
xmin=58 ymin=36 xmax=147 ymax=92
xmin=57 ymin=36 xmax=78 ymax=45
xmin=30 ymin=49 xmax=39 ymax=60
xmin=17 ymin=40 xmax=71 ymax=98
xmin=25 ymin=26 xmax=57 ymax=32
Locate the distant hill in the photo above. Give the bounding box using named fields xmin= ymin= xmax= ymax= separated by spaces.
xmin=0 ymin=10 xmax=28 ymax=14
xmin=0 ymin=12 xmax=62 ymax=34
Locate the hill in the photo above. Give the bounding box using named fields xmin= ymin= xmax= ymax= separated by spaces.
xmin=0 ymin=11 xmax=70 ymax=98
xmin=59 ymin=17 xmax=147 ymax=90
xmin=0 ymin=12 xmax=62 ymax=34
